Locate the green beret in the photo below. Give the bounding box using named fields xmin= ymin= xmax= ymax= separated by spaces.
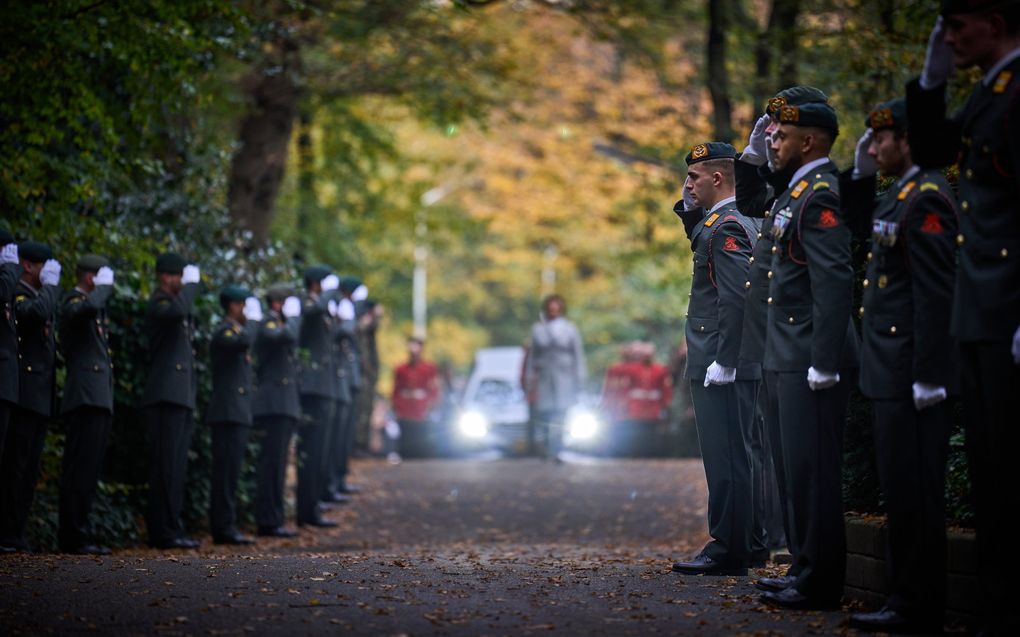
xmin=303 ymin=264 xmax=332 ymax=284
xmin=776 ymin=102 xmax=839 ymax=137
xmin=219 ymin=285 xmax=251 ymax=305
xmin=0 ymin=228 xmax=14 ymax=246
xmin=18 ymin=241 xmax=52 ymax=263
xmin=77 ymin=254 xmax=109 ymax=273
xmin=865 ymin=98 xmax=907 ymax=131
xmin=685 ymin=142 xmax=737 ymax=166
xmin=766 ymin=86 xmax=829 ymax=116
xmin=339 ymin=275 xmax=363 ymax=294
xmin=266 ymin=283 xmax=293 ymax=302
xmin=941 ymin=0 xmax=1018 ymax=15
xmin=155 ymin=252 xmax=186 ymax=274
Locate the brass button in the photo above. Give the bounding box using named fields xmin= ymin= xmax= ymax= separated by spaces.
xmin=965 ymin=168 xmax=974 ymax=178
xmin=93 ymin=365 xmax=99 ymax=371
xmin=282 ymin=378 xmax=289 ymax=385
xmin=1002 ymin=248 xmax=1009 ymax=258
xmin=962 ymin=200 xmax=969 ymax=211
xmin=767 ymin=297 xmax=773 ymax=305
xmin=176 ymin=363 xmax=182 ymax=370
xmin=858 ymin=307 xmax=865 ymax=317
xmin=863 ymin=278 xmax=869 ymax=288
xmin=771 ymin=246 xmax=778 ymax=254
xmin=699 ymin=326 xmax=705 ymax=332
xmin=764 ymin=211 xmax=771 ymax=218
xmin=767 ymin=271 xmax=774 ymax=279
xmin=757 ymin=232 xmax=763 ymax=239
xmin=890 ymin=325 xmax=897 ymax=334
xmin=878 ymin=275 xmax=888 ymax=289
xmin=867 ymin=251 xmax=873 ymax=262
xmin=744 ymin=281 xmax=751 ymax=289
xmin=749 ymin=256 xmax=755 ymax=264
xmin=238 ymin=387 xmax=246 ymax=395
xmin=957 ymin=234 xmax=965 ymax=246
xmin=787 ymin=316 xmax=795 ymax=324
xmin=26 ymin=365 xmax=32 ymax=372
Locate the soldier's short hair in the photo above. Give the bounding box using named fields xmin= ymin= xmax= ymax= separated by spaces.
xmin=694 ymin=157 xmax=735 ymax=184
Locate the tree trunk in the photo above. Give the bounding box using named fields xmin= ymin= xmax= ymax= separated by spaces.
xmin=706 ymin=0 xmax=735 ymax=142
xmin=750 ymin=0 xmax=801 ymax=111
xmin=227 ymin=36 xmax=302 ymax=244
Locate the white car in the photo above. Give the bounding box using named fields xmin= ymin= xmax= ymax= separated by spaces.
xmin=455 ymin=347 xmax=532 ymax=454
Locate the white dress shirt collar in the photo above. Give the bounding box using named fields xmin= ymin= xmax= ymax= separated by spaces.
xmin=788 ymin=156 xmax=832 ymax=188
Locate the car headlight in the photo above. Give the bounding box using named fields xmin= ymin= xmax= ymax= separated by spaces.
xmin=567 ymin=409 xmax=600 ymax=441
xmin=457 ymin=410 xmax=489 ymax=439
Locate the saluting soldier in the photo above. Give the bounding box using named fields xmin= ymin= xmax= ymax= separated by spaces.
xmin=253 ymin=285 xmax=302 ymax=538
xmin=737 ymin=87 xmax=831 ymax=590
xmin=141 ymin=252 xmax=201 ymax=550
xmin=907 ymin=2 xmax=1020 ymax=632
xmin=842 ymin=99 xmax=959 ymax=633
xmin=330 ymin=276 xmax=364 ymax=497
xmin=295 ymin=266 xmax=339 ymax=527
xmin=322 ymin=280 xmax=358 ymax=503
xmin=758 ymin=102 xmax=859 ymax=610
xmin=671 ymin=143 xmax=761 ymax=577
xmin=0 ymin=230 xmax=20 ymax=469
xmin=57 ymin=255 xmax=115 ymax=555
xmin=206 ymin=285 xmax=259 ymax=546
xmin=0 ymin=242 xmax=61 ymax=552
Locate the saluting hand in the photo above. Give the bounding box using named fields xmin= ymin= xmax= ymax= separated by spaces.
xmin=741 ymin=114 xmax=770 ymax=166
xmin=921 ymin=16 xmax=954 ymax=89
xmin=40 ymin=259 xmax=61 ymax=286
xmin=0 ymin=242 xmax=17 ymax=265
xmin=94 ymin=266 xmax=114 ymax=286
xmin=243 ymin=296 xmax=263 ymax=322
xmin=322 ymin=274 xmax=340 ymax=292
xmin=282 ymin=296 xmax=301 ymax=318
xmin=852 ymin=128 xmax=878 ymax=180
xmin=182 ymin=264 xmax=200 ymax=284
xmin=1012 ymin=325 xmax=1020 ymax=365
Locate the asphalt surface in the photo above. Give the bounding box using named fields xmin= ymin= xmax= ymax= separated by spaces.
xmin=1 ymin=457 xmax=866 ymax=635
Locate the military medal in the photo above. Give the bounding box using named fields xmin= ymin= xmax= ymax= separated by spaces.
xmin=771 ymin=206 xmax=793 ymax=239
xmin=877 ymin=275 xmax=888 ymax=289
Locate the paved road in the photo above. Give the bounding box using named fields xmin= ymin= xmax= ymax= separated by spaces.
xmin=1 ymin=457 xmax=859 ymax=635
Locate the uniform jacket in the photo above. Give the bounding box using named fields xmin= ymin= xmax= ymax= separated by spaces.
xmin=622 ymin=362 xmax=672 ymax=422
xmin=141 ymin=283 xmax=199 ymax=409
xmin=332 ymin=317 xmax=359 ymax=404
xmin=391 ymin=359 xmax=440 ymax=422
xmin=525 ymin=317 xmax=587 ymax=413
xmin=600 ymin=361 xmax=633 ymax=421
xmin=15 ymin=279 xmax=60 ymax=416
xmin=0 ymin=262 xmax=21 ymax=405
xmin=60 ymin=285 xmax=114 ymax=414
xmin=907 ymin=56 xmax=1020 ymax=343
xmin=252 ymin=310 xmax=301 ymax=419
xmin=684 ymin=200 xmax=761 ymax=380
xmin=764 ymin=161 xmax=860 ymax=372
xmin=845 ymin=169 xmax=960 ymax=399
xmin=206 ymin=317 xmax=254 ymax=426
xmin=297 ymin=293 xmax=337 ymax=399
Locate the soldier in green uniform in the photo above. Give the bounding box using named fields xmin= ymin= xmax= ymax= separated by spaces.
xmin=325 ymin=276 xmax=364 ymax=501
xmin=141 ymin=252 xmax=201 ymax=550
xmin=906 ymin=2 xmax=1020 ymax=632
xmin=758 ymin=103 xmax=859 ymax=610
xmin=321 ymin=283 xmax=354 ymax=504
xmin=737 ymin=86 xmax=831 ymax=594
xmin=296 ymin=266 xmax=339 ymax=527
xmin=0 ymin=241 xmax=61 ymax=552
xmin=0 ymin=230 xmax=20 ymax=473
xmin=671 ymin=143 xmax=761 ymax=577
xmin=206 ymin=285 xmax=259 ymax=545
xmin=253 ymin=285 xmax=302 ymax=537
xmin=57 ymin=254 xmax=115 ymax=555
xmin=841 ymin=99 xmax=959 ymax=633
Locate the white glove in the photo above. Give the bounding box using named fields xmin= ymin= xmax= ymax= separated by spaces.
xmin=94 ymin=266 xmax=114 ymax=286
xmin=337 ymin=298 xmax=356 ymax=321
xmin=327 ymin=299 xmax=338 ymax=317
xmin=912 ymin=382 xmax=947 ymax=410
xmin=1011 ymin=325 xmax=1020 ymax=365
xmin=766 ymin=135 xmax=779 ymax=173
xmin=0 ymin=243 xmax=17 ymax=265
xmin=703 ymin=361 xmax=736 ymax=387
xmin=40 ymin=259 xmax=61 ymax=286
xmin=321 ymin=274 xmax=339 ymax=291
xmin=920 ymin=16 xmax=954 ymax=90
xmin=282 ymin=296 xmax=302 ymax=318
xmin=682 ymin=176 xmax=696 ymax=210
xmin=243 ymin=296 xmax=263 ymax=322
xmin=182 ymin=264 xmax=200 ymax=284
xmin=807 ymin=366 xmax=840 ymax=391
xmin=852 ymin=128 xmax=878 ymax=180
xmin=352 ymin=284 xmax=368 ymax=301
xmin=741 ymin=114 xmax=770 ymax=166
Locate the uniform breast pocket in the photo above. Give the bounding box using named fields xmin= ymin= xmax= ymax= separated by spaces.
xmin=864 ymin=315 xmax=913 ymax=377
xmin=773 ymin=305 xmax=812 ymax=340
xmin=966 ymin=239 xmax=1020 ymax=308
xmin=967 ymin=135 xmax=1012 ymax=181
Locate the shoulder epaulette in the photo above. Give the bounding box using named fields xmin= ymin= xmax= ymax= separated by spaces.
xmin=919 ymin=182 xmax=940 ymax=192
xmin=703 ymin=213 xmax=720 ymax=227
xmin=791 ymin=180 xmax=809 ymax=199
xmin=68 ymin=296 xmax=83 ymax=304
xmin=897 ymin=181 xmax=917 ymax=200
xmin=993 ymin=69 xmax=1013 ymax=94
xmin=15 ymin=294 xmax=27 ymax=303
xmin=223 ymin=327 xmax=236 ymax=337
xmin=812 ymin=181 xmax=830 ymax=191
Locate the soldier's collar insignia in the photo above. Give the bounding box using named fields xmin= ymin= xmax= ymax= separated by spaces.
xmin=993 ymin=70 xmax=1013 ymax=94
xmin=690 ymin=144 xmax=709 ymax=160
xmin=703 ymin=212 xmax=721 ymax=227
xmin=897 ymin=181 xmax=916 ymax=200
xmin=767 ymin=96 xmax=787 ymax=115
xmin=919 ymin=182 xmax=940 ymax=192
xmin=791 ymin=179 xmax=809 ymax=199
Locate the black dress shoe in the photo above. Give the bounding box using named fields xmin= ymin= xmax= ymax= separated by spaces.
xmin=759 ymin=587 xmax=841 ymax=610
xmin=338 ymin=483 xmax=362 ymax=495
xmin=671 ymin=554 xmax=748 ymax=576
xmin=64 ymin=544 xmax=112 ymax=556
xmin=850 ymin=607 xmax=942 ymax=634
xmin=150 ymin=537 xmax=199 ymax=550
xmin=0 ymin=544 xmax=19 ymax=554
xmin=320 ymin=491 xmax=352 ymax=504
xmin=755 ymin=574 xmax=796 ymax=592
xmin=298 ymin=517 xmax=338 ymax=528
xmin=257 ymin=526 xmax=298 ymax=538
xmin=213 ymin=532 xmax=255 ymax=546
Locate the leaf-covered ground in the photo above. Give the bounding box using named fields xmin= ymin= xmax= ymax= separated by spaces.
xmin=2 ymin=457 xmax=876 ymax=635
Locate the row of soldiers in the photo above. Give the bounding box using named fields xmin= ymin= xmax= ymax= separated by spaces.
xmin=0 ymin=243 xmax=375 ymax=553
xmin=669 ymin=1 xmax=1019 ymax=634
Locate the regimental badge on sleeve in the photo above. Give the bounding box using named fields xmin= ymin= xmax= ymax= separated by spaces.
xmin=818 ymin=210 xmax=839 ymax=228
xmin=993 ymin=70 xmax=1013 ymax=94
xmin=920 ymin=212 xmax=945 ymax=234
xmin=723 ymin=236 xmax=740 ymax=252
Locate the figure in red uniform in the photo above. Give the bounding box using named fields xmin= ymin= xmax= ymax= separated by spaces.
xmin=600 ymin=342 xmax=640 ymax=422
xmin=624 ymin=342 xmax=672 ymax=423
xmin=391 ymin=337 xmax=440 ymax=424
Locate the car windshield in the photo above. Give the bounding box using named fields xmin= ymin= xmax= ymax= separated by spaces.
xmin=472 ymin=378 xmax=525 ymax=407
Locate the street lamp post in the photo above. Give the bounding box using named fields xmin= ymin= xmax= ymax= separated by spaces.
xmin=414 ymin=183 xmax=457 ymax=340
